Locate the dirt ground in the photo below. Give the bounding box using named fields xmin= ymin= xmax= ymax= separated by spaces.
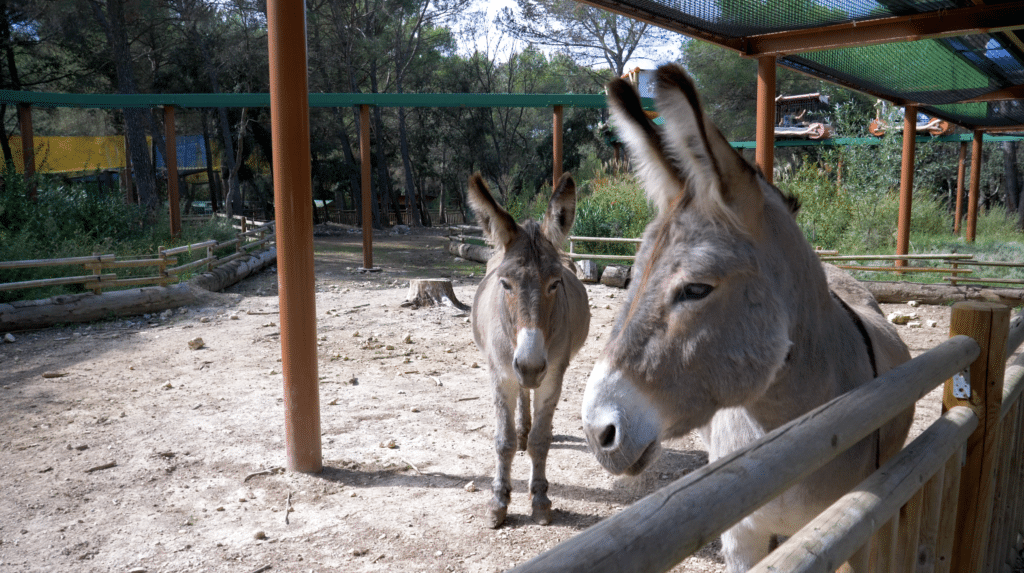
xmin=0 ymin=226 xmax=1013 ymax=573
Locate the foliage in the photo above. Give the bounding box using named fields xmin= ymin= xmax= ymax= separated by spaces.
xmin=572 ymin=172 xmax=654 ymax=257
xmin=0 ymin=169 xmax=237 ymax=303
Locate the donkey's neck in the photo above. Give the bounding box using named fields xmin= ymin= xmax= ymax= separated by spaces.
xmin=743 ymin=195 xmax=875 ymax=432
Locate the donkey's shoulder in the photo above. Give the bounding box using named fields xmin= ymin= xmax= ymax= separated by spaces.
xmin=823 ymin=263 xmax=910 ymax=374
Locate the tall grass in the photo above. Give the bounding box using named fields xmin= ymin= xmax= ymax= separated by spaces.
xmin=1 ymin=169 xmax=238 ymax=303
xmin=572 ymin=173 xmax=655 ymax=257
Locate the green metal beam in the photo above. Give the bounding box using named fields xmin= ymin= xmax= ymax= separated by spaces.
xmin=0 ymin=90 xmax=650 ymax=110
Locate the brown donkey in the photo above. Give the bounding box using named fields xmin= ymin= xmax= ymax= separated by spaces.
xmin=468 ymin=172 xmax=590 ymax=528
xmin=580 ymin=65 xmax=913 ymax=571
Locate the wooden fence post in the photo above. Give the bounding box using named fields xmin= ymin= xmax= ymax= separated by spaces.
xmin=944 ymin=301 xmax=1009 ymax=572
xmin=966 ymin=131 xmax=983 ymax=242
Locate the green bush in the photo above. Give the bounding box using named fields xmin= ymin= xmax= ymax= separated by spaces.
xmin=572 ymin=173 xmax=654 ymax=257
xmin=1 ymin=169 xmax=238 ymax=303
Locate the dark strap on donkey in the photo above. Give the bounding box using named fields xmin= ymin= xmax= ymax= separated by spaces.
xmin=829 ymin=290 xmax=882 ymax=470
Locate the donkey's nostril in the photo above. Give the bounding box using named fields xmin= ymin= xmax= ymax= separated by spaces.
xmin=598 ymin=424 xmax=617 ymax=449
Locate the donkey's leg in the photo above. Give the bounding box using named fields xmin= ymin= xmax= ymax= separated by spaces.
xmin=721 ymin=517 xmax=773 ymax=573
xmin=526 ymin=372 xmax=562 ymax=525
xmin=488 ymin=376 xmax=518 ymax=528
xmin=516 ymin=387 xmax=531 ymax=451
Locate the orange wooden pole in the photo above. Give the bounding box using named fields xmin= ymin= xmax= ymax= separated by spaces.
xmin=755 ymin=56 xmax=776 ymax=184
xmin=267 ymin=0 xmax=321 ymax=473
xmin=17 ymin=102 xmax=36 ymax=200
xmin=954 ymin=141 xmax=967 ymax=235
xmin=164 ymin=105 xmax=181 ymax=237
xmin=966 ymin=130 xmax=983 ymax=242
xmin=553 ymin=104 xmax=564 ymax=185
xmin=895 ymin=104 xmax=917 ymax=268
xmin=360 ymin=104 xmax=373 ymax=270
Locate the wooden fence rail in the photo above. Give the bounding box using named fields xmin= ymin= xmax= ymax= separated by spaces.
xmin=0 ymin=221 xmax=275 ymax=296
xmin=509 ymin=304 xmax=1024 ymax=573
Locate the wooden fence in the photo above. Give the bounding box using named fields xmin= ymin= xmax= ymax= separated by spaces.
xmin=509 ymin=303 xmax=1024 ymax=573
xmin=0 ymin=220 xmax=275 ymax=296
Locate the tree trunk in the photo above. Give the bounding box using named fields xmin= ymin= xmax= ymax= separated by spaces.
xmin=398 ymin=105 xmax=423 ymax=226
xmin=201 ymin=110 xmax=220 ymax=212
xmin=91 ymin=0 xmax=158 ymax=214
xmin=1003 ymin=141 xmax=1019 ymax=216
xmin=403 ymin=278 xmax=470 ymax=311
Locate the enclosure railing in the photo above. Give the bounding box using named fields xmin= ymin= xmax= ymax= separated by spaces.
xmin=0 ymin=221 xmax=275 ymax=296
xmin=820 ymin=253 xmax=1024 ymax=287
xmin=509 ymin=304 xmax=1024 ymax=573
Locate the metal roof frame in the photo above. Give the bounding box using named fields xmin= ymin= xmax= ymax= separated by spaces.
xmin=575 ymin=0 xmax=1024 ymax=131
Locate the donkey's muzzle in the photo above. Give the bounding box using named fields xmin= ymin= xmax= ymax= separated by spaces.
xmin=582 ymin=360 xmax=662 ymax=475
xmin=513 ymin=327 xmax=547 ymax=389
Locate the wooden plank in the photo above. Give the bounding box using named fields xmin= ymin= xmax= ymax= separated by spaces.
xmin=83 ymin=258 xmax=177 ymax=270
xmin=838 ymin=265 xmax=971 ymax=274
xmin=897 ymin=490 xmax=924 ymax=572
xmin=821 ymin=254 xmax=974 ymax=261
xmin=0 ymin=273 xmax=116 ymax=291
xmin=0 ymin=254 xmax=115 ymax=269
xmin=916 ymin=468 xmax=945 ymax=573
xmin=747 ymin=407 xmax=977 ymax=573
xmin=945 ymin=301 xmax=1010 ymax=573
xmin=508 ymin=336 xmax=980 ymax=573
xmin=934 ymin=451 xmax=963 ymax=573
xmin=161 ymin=239 xmax=218 ymax=256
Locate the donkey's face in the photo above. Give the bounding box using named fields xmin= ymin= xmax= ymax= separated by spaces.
xmin=581 ymin=65 xmax=793 ymax=476
xmin=469 ymin=172 xmax=577 ymax=389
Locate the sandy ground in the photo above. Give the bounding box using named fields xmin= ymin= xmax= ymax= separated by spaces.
xmin=0 ymin=227 xmax=1015 ymax=573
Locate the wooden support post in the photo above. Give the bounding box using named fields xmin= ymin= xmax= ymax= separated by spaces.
xmin=17 ymin=102 xmax=36 ymax=200
xmin=944 ymin=301 xmax=1009 ymax=572
xmin=966 ymin=130 xmax=983 ymax=242
xmin=755 ymin=56 xmax=776 ymax=184
xmin=954 ymin=141 xmax=967 ymax=235
xmin=553 ymin=104 xmax=564 ymax=186
xmin=268 ymin=0 xmax=322 ymax=474
xmin=359 ymin=104 xmax=373 ymax=270
xmin=895 ymin=104 xmax=917 ymax=269
xmin=164 ymin=105 xmax=181 ymax=237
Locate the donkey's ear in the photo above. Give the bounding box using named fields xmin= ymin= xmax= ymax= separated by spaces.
xmin=543 ymin=172 xmax=576 ymax=246
xmin=467 ymin=172 xmax=518 ymax=248
xmin=606 ymin=78 xmax=685 ymax=214
xmin=654 ymin=64 xmax=763 ymax=235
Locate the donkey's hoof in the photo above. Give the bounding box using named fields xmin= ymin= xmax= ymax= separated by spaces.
xmin=486 ymin=500 xmax=508 ymax=529
xmin=531 ymin=497 xmax=553 ymax=525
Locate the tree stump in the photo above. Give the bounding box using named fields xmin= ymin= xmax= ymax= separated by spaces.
xmin=403 ymin=279 xmax=470 ymax=311
xmin=576 ymin=259 xmax=600 ymax=283
xmin=600 ymin=265 xmax=632 ymax=288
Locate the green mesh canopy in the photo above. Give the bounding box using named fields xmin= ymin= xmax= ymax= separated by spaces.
xmin=579 ymin=0 xmax=1024 ymax=129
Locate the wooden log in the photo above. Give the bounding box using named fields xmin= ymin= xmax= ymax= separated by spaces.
xmin=861 ymin=280 xmax=1024 ymax=306
xmin=600 ymin=265 xmax=631 ymax=288
xmin=576 ymin=259 xmax=600 ymax=283
xmin=749 ymin=406 xmax=978 ymax=573
xmin=402 ymin=278 xmax=470 ymax=311
xmin=0 ymin=248 xmax=276 ymax=332
xmin=446 ymin=238 xmax=492 ymax=265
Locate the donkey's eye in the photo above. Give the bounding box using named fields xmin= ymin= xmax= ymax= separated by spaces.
xmin=499 ymin=279 xmax=512 ymax=291
xmin=673 ymin=283 xmax=714 ymax=304
xmin=548 ymin=279 xmax=562 ymax=293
